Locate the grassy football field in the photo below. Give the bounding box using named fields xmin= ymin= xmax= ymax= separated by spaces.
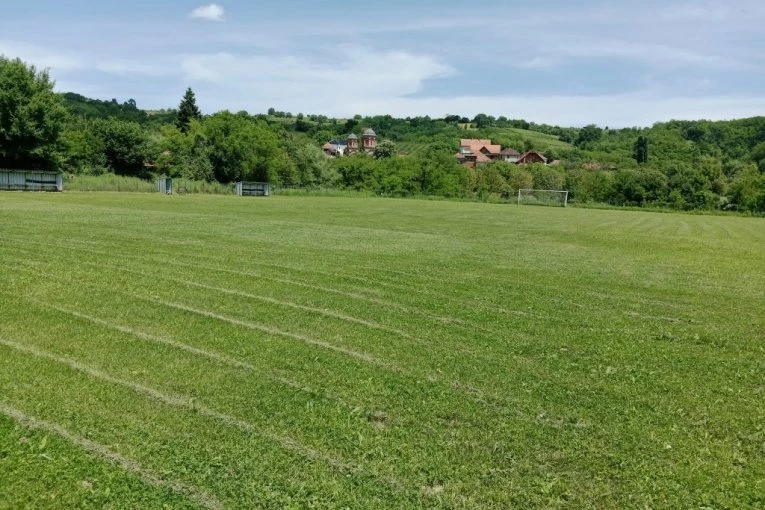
xmin=0 ymin=192 xmax=763 ymax=508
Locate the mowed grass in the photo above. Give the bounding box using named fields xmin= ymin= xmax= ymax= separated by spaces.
xmin=0 ymin=192 xmax=763 ymax=509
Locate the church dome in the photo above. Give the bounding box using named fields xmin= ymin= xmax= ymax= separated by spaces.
xmin=347 ymin=133 xmax=358 ymax=140
xmin=362 ymin=128 xmax=376 ymax=137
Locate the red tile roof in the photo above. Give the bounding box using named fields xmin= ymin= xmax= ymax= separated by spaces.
xmin=461 ymin=139 xmax=501 ymax=156
xmin=474 ymin=152 xmax=492 ymax=163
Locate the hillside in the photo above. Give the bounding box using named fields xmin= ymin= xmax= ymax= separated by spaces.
xmin=62 ymin=93 xmax=176 ymax=126
xmin=462 ymin=125 xmax=573 ymax=152
xmin=50 ymin=90 xmax=765 ymax=213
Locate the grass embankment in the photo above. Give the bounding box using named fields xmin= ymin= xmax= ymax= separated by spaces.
xmin=0 ymin=193 xmax=763 ymax=508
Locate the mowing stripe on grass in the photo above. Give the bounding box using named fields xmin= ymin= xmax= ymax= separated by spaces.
xmin=35 ymin=300 xmax=256 ymax=371
xmin=4 ymin=238 xmax=580 ymax=338
xmin=19 ymin=280 xmax=518 ymax=413
xmin=0 ymin=403 xmax=223 ymax=510
xmin=7 ymin=251 xmax=532 ymax=413
xmin=4 ymin=241 xmax=493 ymax=348
xmin=42 ymin=252 xmax=415 ymax=341
xmin=152 ymin=260 xmax=471 ymax=329
xmin=13 ymin=271 xmax=528 ymax=418
xmin=6 ymin=248 xmax=518 ymax=367
xmin=3 ymin=238 xmax=461 ymax=328
xmin=25 ymin=299 xmax=376 ymax=410
xmin=132 ymin=296 xmax=518 ymax=412
xmin=147 ymin=297 xmax=406 ymax=373
xmin=173 ymin=278 xmax=414 ymax=340
xmin=0 ymin=338 xmax=406 ymax=493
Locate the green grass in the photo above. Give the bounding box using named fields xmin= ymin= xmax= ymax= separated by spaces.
xmin=396 ymin=141 xmax=430 ymax=156
xmin=65 ymin=175 xmax=234 ymax=194
xmin=489 ymin=127 xmax=573 ymax=151
xmin=0 ymin=192 xmax=763 ymax=508
xmin=65 ymin=174 xmax=157 ymax=193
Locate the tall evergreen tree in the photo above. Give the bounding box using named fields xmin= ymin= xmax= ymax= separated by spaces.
xmin=176 ymin=87 xmax=201 ymax=133
xmin=633 ymin=135 xmax=649 ymax=164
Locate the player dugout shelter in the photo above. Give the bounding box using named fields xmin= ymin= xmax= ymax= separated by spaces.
xmin=0 ymin=169 xmax=63 ymax=192
xmin=236 ymin=182 xmax=270 ymax=196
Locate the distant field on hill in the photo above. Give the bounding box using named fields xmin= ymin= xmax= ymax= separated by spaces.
xmin=488 ymin=127 xmax=573 ymax=151
xmin=395 ymin=141 xmax=429 ymax=155
xmin=265 ymin=115 xmax=571 ymax=154
xmin=1 ymin=193 xmax=763 ymax=508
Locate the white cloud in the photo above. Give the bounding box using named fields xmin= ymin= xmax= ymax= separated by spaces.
xmin=515 ymin=57 xmax=558 ymax=70
xmin=95 ymin=60 xmax=176 ymax=77
xmin=190 ymin=4 xmax=225 ymax=22
xmin=0 ymin=40 xmax=84 ymax=72
xmin=348 ymin=93 xmax=765 ymax=128
xmin=181 ymin=47 xmax=455 ymax=113
xmin=555 ymin=41 xmax=750 ymax=70
xmin=176 ymin=48 xmax=765 ymax=126
xmin=3 ymin=1 xmax=764 ymax=127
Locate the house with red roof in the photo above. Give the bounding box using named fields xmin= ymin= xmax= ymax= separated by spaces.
xmin=455 ymin=139 xmax=505 ymax=168
xmin=456 ymin=140 xmax=551 ymax=167
xmin=516 ymin=151 xmax=548 ymax=165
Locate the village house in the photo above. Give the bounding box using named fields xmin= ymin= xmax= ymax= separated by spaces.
xmin=455 ymin=139 xmax=502 ymax=168
xmin=322 ymin=139 xmax=347 ymax=157
xmin=516 ymin=150 xmax=548 ymax=165
xmin=501 ymin=147 xmax=521 ymax=163
xmin=456 ymin=139 xmax=549 ymax=167
xmin=323 ymin=129 xmax=377 ymax=157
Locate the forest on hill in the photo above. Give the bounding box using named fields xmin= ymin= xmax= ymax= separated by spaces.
xmin=2 ymin=56 xmax=764 ymax=212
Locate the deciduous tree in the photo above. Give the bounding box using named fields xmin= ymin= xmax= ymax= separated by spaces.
xmin=92 ymin=118 xmax=155 ymax=177
xmin=574 ymin=124 xmax=603 ymax=149
xmin=0 ymin=57 xmax=67 ymax=170
xmin=373 ymin=140 xmax=396 ymax=159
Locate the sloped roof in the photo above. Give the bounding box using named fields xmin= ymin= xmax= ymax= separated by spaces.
xmin=517 ymin=151 xmax=548 ymax=163
xmin=501 ymin=147 xmax=521 ymax=156
xmin=474 ymin=152 xmax=492 ymax=163
xmin=461 ymin=138 xmax=492 ymax=147
xmin=461 ymin=138 xmax=501 ymax=155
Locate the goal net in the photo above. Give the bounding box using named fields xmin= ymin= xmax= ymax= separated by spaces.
xmin=517 ymin=189 xmax=569 ymax=207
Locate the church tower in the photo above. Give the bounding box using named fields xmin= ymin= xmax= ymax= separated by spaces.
xmin=346 ymin=133 xmax=359 ymax=154
xmin=362 ymin=128 xmax=377 ymax=152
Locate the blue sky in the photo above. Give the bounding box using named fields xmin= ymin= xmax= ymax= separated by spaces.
xmin=2 ymin=0 xmax=764 ymax=126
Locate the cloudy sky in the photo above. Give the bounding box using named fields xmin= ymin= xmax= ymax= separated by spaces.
xmin=2 ymin=0 xmax=764 ymax=126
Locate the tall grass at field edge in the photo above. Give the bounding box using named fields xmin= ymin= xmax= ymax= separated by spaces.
xmin=65 ymin=174 xmax=234 ymax=194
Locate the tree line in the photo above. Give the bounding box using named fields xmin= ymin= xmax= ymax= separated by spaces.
xmin=1 ymin=55 xmax=763 ymax=212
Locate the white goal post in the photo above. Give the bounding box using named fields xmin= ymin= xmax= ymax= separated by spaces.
xmin=517 ymin=189 xmax=569 ymax=207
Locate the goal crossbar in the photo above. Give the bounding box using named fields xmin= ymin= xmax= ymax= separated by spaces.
xmin=517 ymin=189 xmax=569 ymax=207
